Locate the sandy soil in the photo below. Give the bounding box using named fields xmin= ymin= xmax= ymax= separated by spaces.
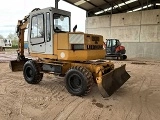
xmin=0 ymin=50 xmax=160 ymax=120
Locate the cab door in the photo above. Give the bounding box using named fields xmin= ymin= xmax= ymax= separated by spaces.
xmin=110 ymin=39 xmax=117 ymax=54
xmin=106 ymin=39 xmax=111 ymax=54
xmin=45 ymin=12 xmax=53 ymax=54
xmin=30 ymin=14 xmax=45 ymax=53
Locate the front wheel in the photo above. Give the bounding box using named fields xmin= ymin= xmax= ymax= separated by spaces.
xmin=65 ymin=66 xmax=93 ymax=96
xmin=23 ymin=60 xmax=43 ymax=84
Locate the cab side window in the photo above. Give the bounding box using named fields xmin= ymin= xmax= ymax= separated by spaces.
xmin=112 ymin=39 xmax=117 ymax=46
xmin=31 ymin=14 xmax=44 ymax=38
xmin=107 ymin=40 xmax=111 ymax=47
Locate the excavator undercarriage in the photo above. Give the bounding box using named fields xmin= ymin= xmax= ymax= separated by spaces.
xmin=10 ymin=58 xmax=130 ymax=97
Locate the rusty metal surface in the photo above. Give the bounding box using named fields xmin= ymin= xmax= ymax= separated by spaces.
xmin=97 ymin=64 xmax=130 ymax=97
xmin=9 ymin=60 xmax=28 ymax=72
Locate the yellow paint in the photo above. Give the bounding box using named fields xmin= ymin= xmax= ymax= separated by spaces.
xmin=57 ymin=50 xmax=105 ymax=61
xmin=57 ymin=33 xmax=70 ymax=49
xmin=30 ymin=53 xmax=58 ymax=59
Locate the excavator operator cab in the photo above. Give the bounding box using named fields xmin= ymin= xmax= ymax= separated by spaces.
xmin=27 ymin=7 xmax=71 ymax=54
xmin=105 ymin=39 xmax=127 ymax=60
xmin=106 ymin=39 xmax=120 ymax=54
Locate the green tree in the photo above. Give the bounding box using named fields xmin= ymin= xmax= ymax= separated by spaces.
xmin=7 ymin=33 xmax=18 ymax=48
xmin=7 ymin=33 xmax=18 ymax=41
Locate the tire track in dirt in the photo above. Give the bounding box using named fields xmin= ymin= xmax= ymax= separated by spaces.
xmin=137 ymin=76 xmax=153 ymax=120
xmin=66 ymin=98 xmax=106 ymax=120
xmin=0 ymin=69 xmax=71 ymax=120
xmin=124 ymin=64 xmax=157 ymax=120
xmin=0 ymin=94 xmax=23 ymax=119
xmin=124 ymin=74 xmax=147 ymax=120
xmin=53 ymin=97 xmax=79 ymax=119
xmin=55 ymin=98 xmax=85 ymax=120
xmin=16 ymin=75 xmax=74 ymax=119
xmin=138 ymin=70 xmax=160 ymax=120
xmin=31 ymin=96 xmax=79 ymax=120
xmin=1 ymin=60 xmax=160 ymax=120
xmin=136 ymin=77 xmax=149 ymax=120
xmin=135 ymin=65 xmax=160 ymax=120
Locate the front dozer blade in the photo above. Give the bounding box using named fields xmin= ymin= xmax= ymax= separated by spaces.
xmin=97 ymin=64 xmax=130 ymax=97
xmin=9 ymin=60 xmax=28 ymax=72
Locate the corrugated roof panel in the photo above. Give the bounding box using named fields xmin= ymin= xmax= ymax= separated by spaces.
xmin=62 ymin=0 xmax=160 ymax=16
xmin=80 ymin=2 xmax=95 ymax=10
xmin=90 ymin=0 xmax=106 ymax=6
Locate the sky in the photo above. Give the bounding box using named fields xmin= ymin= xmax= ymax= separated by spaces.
xmin=0 ymin=0 xmax=86 ymax=38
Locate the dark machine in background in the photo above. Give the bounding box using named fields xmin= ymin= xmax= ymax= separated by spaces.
xmin=105 ymin=39 xmax=127 ymax=60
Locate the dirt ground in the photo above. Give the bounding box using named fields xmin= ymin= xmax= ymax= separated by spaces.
xmin=0 ymin=50 xmax=160 ymax=120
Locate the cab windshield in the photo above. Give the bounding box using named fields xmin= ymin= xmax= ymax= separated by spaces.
xmin=53 ymin=14 xmax=70 ymax=32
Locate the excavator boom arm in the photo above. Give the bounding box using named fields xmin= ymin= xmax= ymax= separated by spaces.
xmin=9 ymin=16 xmax=30 ymax=71
xmin=16 ymin=16 xmax=29 ymax=60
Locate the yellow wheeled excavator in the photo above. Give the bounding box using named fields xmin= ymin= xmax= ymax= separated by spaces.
xmin=10 ymin=7 xmax=130 ymax=97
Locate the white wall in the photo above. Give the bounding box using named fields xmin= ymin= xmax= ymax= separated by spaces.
xmin=86 ymin=9 xmax=160 ymax=42
xmin=85 ymin=9 xmax=160 ymax=59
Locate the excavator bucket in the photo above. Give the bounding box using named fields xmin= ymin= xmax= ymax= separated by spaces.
xmin=9 ymin=60 xmax=28 ymax=72
xmin=97 ymin=64 xmax=130 ymax=97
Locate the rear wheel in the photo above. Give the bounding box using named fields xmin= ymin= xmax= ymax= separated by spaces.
xmin=120 ymin=55 xmax=127 ymax=60
xmin=123 ymin=55 xmax=127 ymax=60
xmin=23 ymin=60 xmax=43 ymax=84
xmin=65 ymin=66 xmax=93 ymax=96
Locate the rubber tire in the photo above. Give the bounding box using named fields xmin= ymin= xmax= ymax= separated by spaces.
xmin=65 ymin=66 xmax=93 ymax=96
xmin=23 ymin=60 xmax=43 ymax=84
xmin=123 ymin=55 xmax=127 ymax=60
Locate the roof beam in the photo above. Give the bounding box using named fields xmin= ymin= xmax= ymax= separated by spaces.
xmin=137 ymin=0 xmax=142 ymax=6
xmin=113 ymin=1 xmax=123 ymax=12
xmin=152 ymin=0 xmax=157 ymax=9
xmin=84 ymin=0 xmax=110 ymax=13
xmin=103 ymin=0 xmax=122 ymax=13
xmin=62 ymin=0 xmax=86 ymax=11
xmin=125 ymin=1 xmax=154 ymax=12
xmin=121 ymin=0 xmax=133 ymax=11
xmin=63 ymin=0 xmax=158 ymax=17
xmin=84 ymin=0 xmax=99 ymax=8
xmin=93 ymin=0 xmax=155 ymax=16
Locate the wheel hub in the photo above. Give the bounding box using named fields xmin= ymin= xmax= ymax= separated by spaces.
xmin=26 ymin=67 xmax=33 ymax=78
xmin=69 ymin=74 xmax=82 ymax=90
